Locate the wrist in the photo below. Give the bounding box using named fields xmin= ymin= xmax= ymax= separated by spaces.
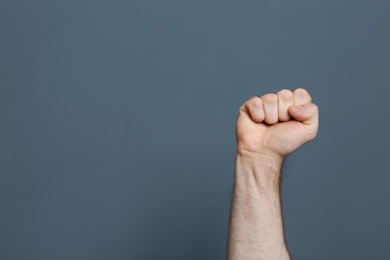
xmin=237 ymin=148 xmax=285 ymax=165
xmin=235 ymin=152 xmax=284 ymax=193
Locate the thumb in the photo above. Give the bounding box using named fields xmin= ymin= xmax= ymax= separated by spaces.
xmin=288 ymin=103 xmax=319 ymax=128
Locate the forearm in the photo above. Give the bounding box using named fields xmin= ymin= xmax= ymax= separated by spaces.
xmin=227 ymin=154 xmax=291 ymax=260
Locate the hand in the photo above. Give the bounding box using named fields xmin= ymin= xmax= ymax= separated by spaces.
xmin=236 ymin=88 xmax=319 ymax=161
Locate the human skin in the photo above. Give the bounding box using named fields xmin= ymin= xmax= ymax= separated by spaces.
xmin=226 ymin=88 xmax=319 ymax=260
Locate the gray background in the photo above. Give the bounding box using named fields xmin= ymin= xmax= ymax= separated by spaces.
xmin=1 ymin=1 xmax=389 ymax=259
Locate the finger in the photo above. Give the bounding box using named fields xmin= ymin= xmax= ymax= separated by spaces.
xmin=293 ymin=88 xmax=312 ymax=106
xmin=277 ymin=89 xmax=294 ymax=121
xmin=288 ymin=103 xmax=319 ymax=137
xmin=261 ymin=93 xmax=278 ymax=124
xmin=239 ymin=96 xmax=265 ymax=123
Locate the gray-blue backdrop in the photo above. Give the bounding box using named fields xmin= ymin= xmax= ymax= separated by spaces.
xmin=1 ymin=1 xmax=389 ymax=259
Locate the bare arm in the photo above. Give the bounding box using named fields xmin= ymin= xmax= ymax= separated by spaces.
xmin=227 ymin=89 xmax=319 ymax=260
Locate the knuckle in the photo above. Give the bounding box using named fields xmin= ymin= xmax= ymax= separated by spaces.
xmin=262 ymin=93 xmax=278 ymax=102
xmin=294 ymin=88 xmax=309 ymax=94
xmin=249 ymin=96 xmax=261 ymax=107
xmin=277 ymin=89 xmax=293 ymax=100
xmin=294 ymin=88 xmax=312 ymax=100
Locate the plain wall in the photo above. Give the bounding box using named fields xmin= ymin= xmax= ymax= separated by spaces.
xmin=1 ymin=1 xmax=389 ymax=259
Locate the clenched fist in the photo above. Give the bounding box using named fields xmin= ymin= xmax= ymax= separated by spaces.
xmin=236 ymin=88 xmax=319 ymax=161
